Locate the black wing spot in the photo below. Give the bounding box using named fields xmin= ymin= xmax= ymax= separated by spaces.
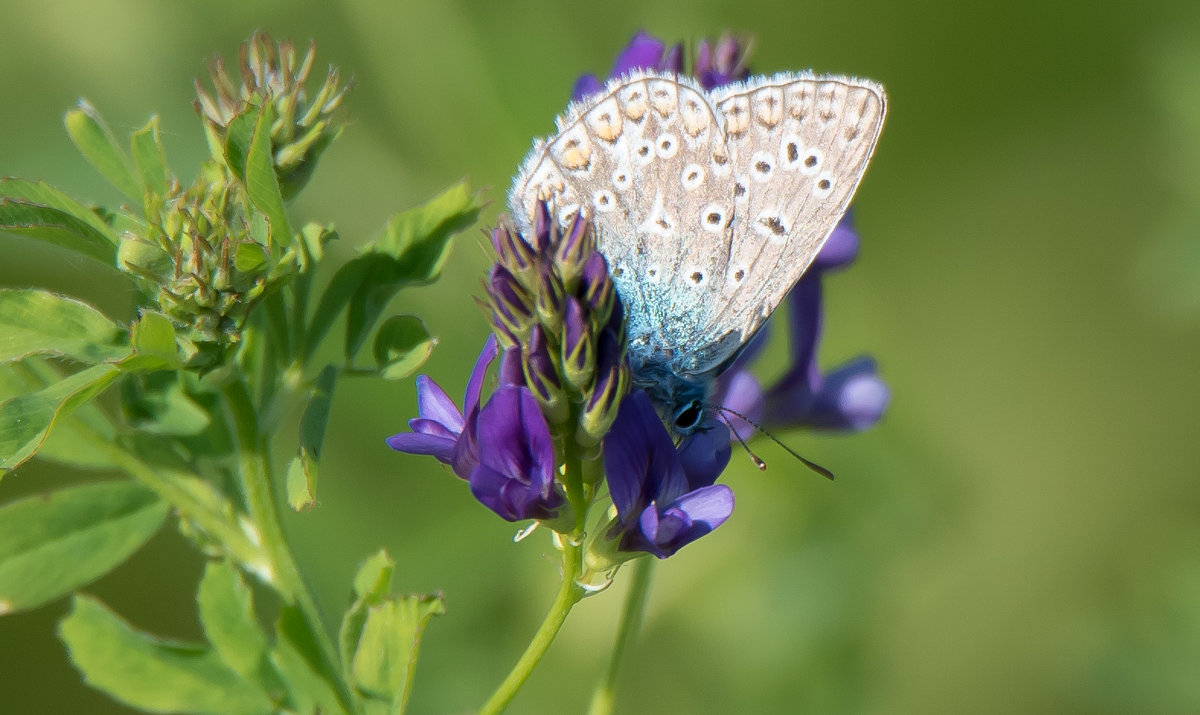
xmin=805 ymin=155 xmax=818 ymax=168
xmin=690 ymin=271 xmax=703 ymax=283
xmin=817 ymin=178 xmax=832 ymax=190
xmin=760 ymin=216 xmax=786 ymax=235
xmin=787 ymin=142 xmax=799 ymax=162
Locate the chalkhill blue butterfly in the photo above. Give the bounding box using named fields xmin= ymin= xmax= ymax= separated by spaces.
xmin=509 ymin=69 xmax=886 ymax=434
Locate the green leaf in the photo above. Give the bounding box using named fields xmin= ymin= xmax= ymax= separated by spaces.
xmin=197 ymin=560 xmax=274 ymax=690
xmin=130 ymin=115 xmax=170 ymax=196
xmin=0 ymin=363 xmax=121 ymax=476
xmin=273 ymin=606 xmax=350 ymax=715
xmin=0 ymin=359 xmax=119 ymax=470
xmin=224 ymin=101 xmax=290 ymax=245
xmin=304 ymin=182 xmax=480 ymax=363
xmin=64 ymin=101 xmax=142 ymax=200
xmin=350 ymin=595 xmax=445 ymax=712
xmin=271 ymin=620 xmax=347 ymax=715
xmin=0 ymin=481 xmax=167 ymax=614
xmin=0 ymin=178 xmax=122 ymax=242
xmin=60 ymin=595 xmax=274 ymax=715
xmin=121 ymin=372 xmax=211 ymax=437
xmin=0 ymin=198 xmax=118 ymax=266
xmin=373 ymin=315 xmax=435 ymax=381
xmin=0 ymin=289 xmax=129 ymax=364
xmin=339 ymin=551 xmax=395 ymax=678
xmin=125 ymin=310 xmax=182 ymax=370
xmin=287 ymin=366 xmax=338 ymax=511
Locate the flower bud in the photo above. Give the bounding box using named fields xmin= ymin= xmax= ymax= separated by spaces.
xmin=523 ymin=325 xmax=568 ymax=425
xmin=561 ymin=297 xmax=594 ymax=392
xmin=487 ymin=264 xmax=535 ymax=341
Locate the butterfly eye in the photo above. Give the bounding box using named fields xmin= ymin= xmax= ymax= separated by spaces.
xmin=673 ymin=402 xmax=704 ymax=432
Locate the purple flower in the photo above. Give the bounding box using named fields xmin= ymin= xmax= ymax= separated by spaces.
xmin=714 ymin=215 xmax=889 ymax=437
xmin=468 ymin=386 xmax=564 ymax=522
xmin=386 ymin=335 xmax=498 ymax=479
xmin=571 ymin=31 xmax=684 ymax=102
xmin=603 ymin=391 xmax=734 ymax=558
xmin=572 ymin=31 xmax=750 ymax=103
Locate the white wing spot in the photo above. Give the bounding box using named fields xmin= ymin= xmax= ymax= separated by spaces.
xmin=799 ymin=147 xmax=824 ymax=176
xmin=633 ymin=138 xmax=656 ymax=166
xmin=711 ymin=146 xmax=732 ymax=176
xmin=779 ymin=133 xmax=804 ymax=170
xmin=656 ymin=133 xmax=679 ymax=158
xmin=681 ymin=163 xmax=705 ymax=191
xmin=612 ymin=167 xmax=632 ymax=192
xmin=700 ymin=203 xmax=727 ymax=234
xmin=750 ymin=151 xmax=776 ymax=182
xmin=593 ymin=189 xmax=616 ymax=212
xmin=585 ymin=98 xmax=624 ymax=142
xmin=557 ymin=203 xmax=581 ymax=225
xmin=754 ymin=209 xmax=790 ymax=243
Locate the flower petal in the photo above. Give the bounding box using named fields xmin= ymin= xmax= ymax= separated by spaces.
xmin=677 ymin=420 xmax=732 ymax=489
xmin=415 ymin=374 xmax=465 ymax=434
xmin=464 ymin=334 xmax=499 ymax=416
xmin=610 ymin=31 xmax=666 ymax=76
xmin=386 ymin=432 xmax=457 ymax=463
xmin=603 ymin=391 xmax=687 ymax=520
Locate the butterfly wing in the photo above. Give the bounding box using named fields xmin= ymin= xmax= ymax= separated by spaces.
xmin=509 ymin=71 xmax=738 ymax=367
xmin=683 ymin=74 xmax=886 ymax=374
xmin=509 ymin=70 xmax=886 ymax=381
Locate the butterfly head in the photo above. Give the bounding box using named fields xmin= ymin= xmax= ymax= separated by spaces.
xmin=629 ymin=354 xmax=712 ymax=436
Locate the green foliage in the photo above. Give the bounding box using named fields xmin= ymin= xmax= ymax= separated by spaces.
xmin=0 ymin=31 xmax=478 ymax=714
xmin=0 ymin=482 xmax=167 ymax=613
xmin=60 ymin=595 xmax=275 ymax=715
xmin=340 ymin=551 xmax=445 ymax=715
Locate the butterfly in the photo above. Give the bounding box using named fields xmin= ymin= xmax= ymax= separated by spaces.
xmin=509 ymin=69 xmax=886 ymax=434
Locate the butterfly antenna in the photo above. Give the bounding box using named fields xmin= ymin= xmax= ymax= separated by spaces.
xmin=716 ymin=411 xmax=767 ymax=471
xmin=712 ymin=406 xmax=835 ymax=481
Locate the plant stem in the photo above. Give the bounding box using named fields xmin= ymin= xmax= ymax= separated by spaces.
xmin=220 ymin=378 xmax=355 ymax=713
xmin=586 ymin=556 xmax=654 ymax=715
xmin=479 ymin=448 xmax=588 ymax=715
xmin=478 ymin=541 xmax=585 ymax=715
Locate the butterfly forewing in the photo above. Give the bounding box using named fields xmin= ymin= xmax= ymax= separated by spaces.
xmin=510 ymin=69 xmax=886 ymax=380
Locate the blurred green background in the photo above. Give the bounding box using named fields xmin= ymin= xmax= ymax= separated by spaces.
xmin=3 ymin=0 xmax=1200 ymax=712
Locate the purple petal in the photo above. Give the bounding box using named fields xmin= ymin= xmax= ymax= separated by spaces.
xmin=813 ymin=215 xmax=860 ymax=271
xmin=475 ymin=387 xmax=555 ymax=487
xmin=611 ymin=31 xmax=666 ymax=76
xmin=415 ymin=375 xmax=464 ymax=434
xmin=677 ymin=420 xmax=732 ymax=489
xmin=571 ymin=73 xmax=603 ymax=103
xmin=635 ymin=484 xmax=735 ymax=558
xmin=715 ymin=370 xmax=763 ymax=444
xmin=765 ymin=277 xmax=823 ymax=398
xmin=499 ymin=345 xmax=526 ymax=387
xmin=407 ymin=418 xmax=459 ymax=440
xmin=386 ymin=432 xmax=457 ymax=463
xmin=603 ymin=391 xmax=687 ymax=521
xmin=463 ymin=334 xmax=498 ymax=416
xmin=661 ymin=43 xmax=684 ymax=73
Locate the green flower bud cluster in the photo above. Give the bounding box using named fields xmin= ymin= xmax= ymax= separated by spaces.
xmin=194 ymin=31 xmax=349 ymax=200
xmin=119 ymin=177 xmax=270 ymax=356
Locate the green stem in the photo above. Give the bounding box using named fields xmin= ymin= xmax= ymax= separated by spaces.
xmin=586 ymin=557 xmax=654 ymax=715
xmin=479 ymin=541 xmax=585 ymax=715
xmin=479 ymin=448 xmax=588 ymax=715
xmin=220 ymin=378 xmax=355 ymax=713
